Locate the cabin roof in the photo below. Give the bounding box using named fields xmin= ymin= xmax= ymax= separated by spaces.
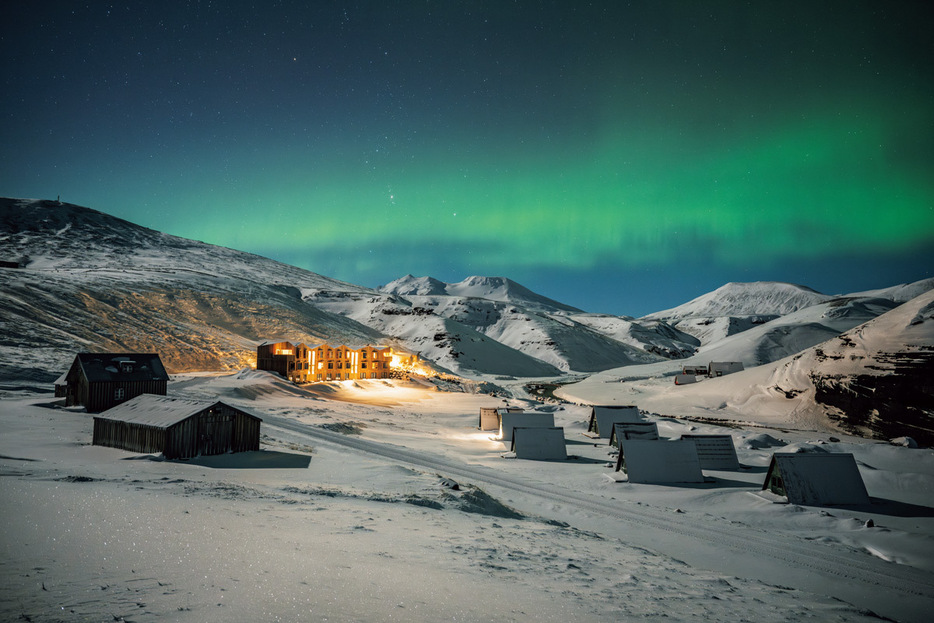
xmin=75 ymin=353 xmax=169 ymax=383
xmin=94 ymin=394 xmax=261 ymax=428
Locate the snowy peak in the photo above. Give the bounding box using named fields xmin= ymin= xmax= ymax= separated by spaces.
xmin=645 ymin=281 xmax=830 ymax=321
xmin=380 ymin=275 xmax=582 ymax=313
xmin=379 ymin=274 xmax=450 ymax=297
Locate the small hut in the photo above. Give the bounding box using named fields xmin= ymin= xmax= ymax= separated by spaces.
xmin=498 ymin=412 xmax=555 ymax=442
xmin=510 ymin=427 xmax=567 ymax=460
xmin=478 ymin=406 xmax=523 ymax=431
xmin=608 ymin=421 xmax=660 ymax=447
xmin=586 ymin=405 xmax=642 ymax=438
xmin=680 ymin=434 xmax=740 ymax=470
xmin=93 ymin=394 xmax=262 ymax=460
xmin=615 ymin=439 xmax=704 ymax=484
xmin=762 ymin=452 xmax=869 ymax=506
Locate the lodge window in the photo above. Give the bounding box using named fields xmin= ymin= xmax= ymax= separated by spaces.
xmin=362 ymin=351 xmax=367 ymax=358
xmin=337 ymin=362 xmax=343 ymax=369
xmin=361 ymin=362 xmax=367 ymax=369
xmin=317 ymin=374 xmax=322 ymax=381
xmin=337 ymin=351 xmax=342 ymax=358
xmin=328 ymin=362 xmax=333 ymax=369
xmin=114 ymin=388 xmax=125 ymax=401
xmin=335 ymin=373 xmax=341 ymax=380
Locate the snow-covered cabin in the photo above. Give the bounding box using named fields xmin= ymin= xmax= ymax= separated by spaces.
xmin=608 ymin=422 xmax=660 ymax=448
xmin=615 ymin=439 xmax=705 ymax=484
xmin=509 ymin=427 xmax=567 ymax=460
xmin=707 ymin=361 xmax=744 ymax=377
xmin=586 ymin=405 xmax=642 ymax=438
xmin=674 ymin=374 xmax=697 ymax=385
xmin=92 ymin=394 xmax=262 ymax=460
xmin=680 ymin=434 xmax=740 ymax=470
xmin=763 ymin=452 xmax=870 ymax=506
xmin=498 ymin=412 xmax=555 ymax=442
xmin=61 ymin=353 xmax=169 ymax=413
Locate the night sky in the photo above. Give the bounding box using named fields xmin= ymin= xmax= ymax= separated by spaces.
xmin=2 ymin=2 xmax=932 ymax=316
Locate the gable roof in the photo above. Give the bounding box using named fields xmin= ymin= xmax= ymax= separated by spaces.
xmin=74 ymin=353 xmax=169 ymax=383
xmin=616 ymin=439 xmax=704 ymax=483
xmin=609 ymin=421 xmax=660 ymax=447
xmin=498 ymin=412 xmax=555 ymax=441
xmin=94 ymin=394 xmax=261 ymax=428
xmin=680 ymin=434 xmax=740 ymax=470
xmin=509 ymin=427 xmax=567 ymax=460
xmin=763 ymin=452 xmax=869 ymax=506
xmin=588 ymin=405 xmax=642 ymax=437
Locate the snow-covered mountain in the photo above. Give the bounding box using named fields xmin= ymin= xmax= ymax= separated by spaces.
xmin=559 ymin=288 xmax=934 ymax=444
xmin=0 ymin=199 xmax=681 ymax=379
xmin=0 ymin=198 xmax=382 ymax=379
xmin=645 ymin=281 xmax=831 ymax=320
xmin=381 ymin=274 xmax=583 ymax=313
xmin=3 ymin=198 xmax=929 ymax=385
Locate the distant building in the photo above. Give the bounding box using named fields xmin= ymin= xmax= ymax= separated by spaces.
xmin=61 ymin=353 xmax=169 ymax=413
xmin=256 ymin=341 xmax=397 ymax=382
xmin=256 ymin=340 xmax=313 ymax=383
xmin=681 ymin=365 xmax=708 ymax=376
xmin=707 ymin=361 xmax=744 ymax=377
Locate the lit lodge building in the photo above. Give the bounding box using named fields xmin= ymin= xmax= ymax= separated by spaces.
xmin=256 ymin=341 xmax=418 ymax=383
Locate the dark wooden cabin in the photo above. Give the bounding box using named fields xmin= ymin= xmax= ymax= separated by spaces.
xmin=92 ymin=394 xmax=262 ymax=460
xmin=63 ymin=353 xmax=169 ymax=413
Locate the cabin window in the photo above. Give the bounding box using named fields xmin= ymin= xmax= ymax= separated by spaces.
xmin=317 ymin=374 xmax=322 ymax=381
xmin=361 ymin=362 xmax=367 ymax=369
xmin=362 ymin=351 xmax=367 ymax=359
xmin=337 ymin=362 xmax=343 ymax=369
xmin=337 ymin=351 xmax=342 ymax=358
xmin=114 ymin=388 xmax=125 ymax=401
xmin=327 ymin=362 xmax=333 ymax=369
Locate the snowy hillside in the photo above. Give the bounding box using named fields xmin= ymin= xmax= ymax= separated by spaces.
xmin=0 ymin=198 xmax=383 ymax=378
xmin=559 ymin=288 xmax=934 ymax=444
xmin=0 ymin=199 xmax=670 ymax=379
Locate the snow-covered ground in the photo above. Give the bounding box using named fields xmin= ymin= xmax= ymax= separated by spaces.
xmin=2 ymin=370 xmax=933 ymax=622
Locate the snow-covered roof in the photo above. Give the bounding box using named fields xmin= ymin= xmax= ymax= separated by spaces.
xmin=617 ymin=439 xmax=705 ymax=484
xmin=93 ymin=394 xmax=260 ymax=428
xmin=764 ymin=452 xmax=869 ymax=506
xmin=75 ymin=353 xmax=168 ymax=383
xmin=510 ymin=427 xmax=567 ymax=460
xmin=498 ymin=412 xmax=555 ymax=442
xmin=588 ymin=405 xmax=642 ymax=437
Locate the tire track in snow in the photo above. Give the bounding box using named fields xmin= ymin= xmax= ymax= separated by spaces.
xmin=264 ymin=414 xmax=934 ymax=603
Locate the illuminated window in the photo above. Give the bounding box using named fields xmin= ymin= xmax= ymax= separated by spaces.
xmin=317 ymin=374 xmax=322 ymax=381
xmin=337 ymin=362 xmax=343 ymax=369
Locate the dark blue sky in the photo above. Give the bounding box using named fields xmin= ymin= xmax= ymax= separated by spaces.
xmin=2 ymin=1 xmax=932 ymax=316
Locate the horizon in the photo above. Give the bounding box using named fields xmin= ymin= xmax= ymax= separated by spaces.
xmin=2 ymin=3 xmax=932 ymax=317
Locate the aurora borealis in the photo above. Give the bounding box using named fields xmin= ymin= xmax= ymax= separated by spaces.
xmin=2 ymin=2 xmax=932 ymax=315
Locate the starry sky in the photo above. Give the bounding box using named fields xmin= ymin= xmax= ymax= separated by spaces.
xmin=2 ymin=1 xmax=932 ymax=316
